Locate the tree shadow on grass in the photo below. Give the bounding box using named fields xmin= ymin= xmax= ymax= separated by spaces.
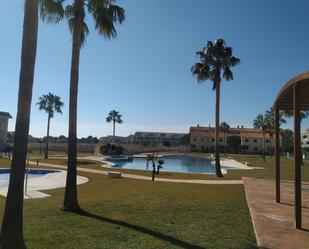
xmin=75 ymin=209 xmax=205 ymax=249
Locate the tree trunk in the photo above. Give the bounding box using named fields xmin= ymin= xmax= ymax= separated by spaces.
xmin=224 ymin=131 xmax=227 ymax=156
xmin=215 ymin=79 xmax=223 ymax=177
xmin=113 ymin=120 xmax=115 ymax=142
xmin=0 ymin=1 xmax=38 ymax=248
xmin=262 ymin=132 xmax=266 ymax=162
xmin=152 ymin=161 xmax=155 ymax=181
xmin=62 ymin=0 xmax=84 ymax=211
xmin=44 ymin=113 xmax=51 ymax=159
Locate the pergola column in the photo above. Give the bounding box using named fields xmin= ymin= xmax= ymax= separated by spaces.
xmin=293 ymin=83 xmax=302 ymax=229
xmin=275 ymin=105 xmax=280 ymax=203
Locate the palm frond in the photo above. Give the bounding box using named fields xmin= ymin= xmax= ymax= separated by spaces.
xmin=40 ymin=0 xmax=65 ymax=23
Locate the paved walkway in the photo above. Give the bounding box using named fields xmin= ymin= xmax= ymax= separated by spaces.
xmin=243 ymin=177 xmax=309 ymax=249
xmin=29 ymin=161 xmax=243 ymax=185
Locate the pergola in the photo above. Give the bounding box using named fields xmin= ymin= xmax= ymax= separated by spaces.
xmin=273 ymin=71 xmax=309 ymax=229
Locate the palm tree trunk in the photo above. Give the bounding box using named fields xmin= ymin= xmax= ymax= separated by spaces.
xmin=0 ymin=1 xmax=38 ymax=248
xmin=113 ymin=120 xmax=115 ymax=142
xmin=262 ymin=132 xmax=266 ymax=162
xmin=62 ymin=0 xmax=84 ymax=211
xmin=44 ymin=113 xmax=51 ymax=159
xmin=224 ymin=131 xmax=227 ymax=156
xmin=215 ymin=79 xmax=223 ymax=177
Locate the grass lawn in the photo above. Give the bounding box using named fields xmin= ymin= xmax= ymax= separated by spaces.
xmin=0 ymin=158 xmax=257 ymax=249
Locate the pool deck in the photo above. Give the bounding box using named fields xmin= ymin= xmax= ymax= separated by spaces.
xmin=0 ymin=169 xmax=88 ymax=199
xmin=243 ymin=177 xmax=309 ymax=249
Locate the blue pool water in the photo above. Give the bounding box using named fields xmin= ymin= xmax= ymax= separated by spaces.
xmin=0 ymin=169 xmax=60 ymax=187
xmin=108 ymin=156 xmax=216 ymax=174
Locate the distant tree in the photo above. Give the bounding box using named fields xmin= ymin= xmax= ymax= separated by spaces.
xmin=146 ymin=154 xmax=157 ymax=181
xmin=163 ymin=140 xmax=171 ymax=147
xmin=281 ymin=129 xmax=294 ymax=153
xmin=264 ymin=107 xmax=286 ymax=137
xmin=282 ymin=110 xmax=309 ymax=122
xmin=227 ymin=135 xmax=241 ymax=154
xmin=157 ymin=159 xmax=164 ymax=174
xmin=36 ymin=93 xmax=64 ymax=159
xmin=253 ymin=114 xmax=269 ymax=161
xmin=106 ymin=110 xmax=123 ymax=142
xmin=191 ymin=39 xmax=240 ymax=177
xmin=220 ymin=122 xmax=230 ymax=156
xmin=180 ymin=134 xmax=190 ymax=145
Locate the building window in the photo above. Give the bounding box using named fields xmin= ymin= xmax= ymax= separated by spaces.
xmin=211 ymin=138 xmax=215 ymax=142
xmin=254 ymin=147 xmax=258 ymax=151
xmin=245 ymin=139 xmax=249 ymax=143
xmin=307 ymin=141 xmax=309 ymax=145
xmin=219 ymin=139 xmax=223 ymax=142
xmin=201 ymin=138 xmax=204 ymax=141
xmin=303 ymin=135 xmax=308 ymax=139
xmin=253 ymin=139 xmax=257 ymax=143
xmin=193 ymin=138 xmax=197 ymax=141
xmin=266 ymin=140 xmax=270 ymax=143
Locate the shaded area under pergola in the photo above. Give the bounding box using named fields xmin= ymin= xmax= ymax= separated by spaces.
xmin=273 ymin=71 xmax=309 ymax=229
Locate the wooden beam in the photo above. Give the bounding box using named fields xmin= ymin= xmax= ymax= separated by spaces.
xmin=294 ymin=83 xmax=302 ymax=229
xmin=275 ymin=105 xmax=280 ymax=203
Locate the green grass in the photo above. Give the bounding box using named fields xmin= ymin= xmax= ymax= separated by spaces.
xmin=0 ymin=157 xmax=257 ymax=249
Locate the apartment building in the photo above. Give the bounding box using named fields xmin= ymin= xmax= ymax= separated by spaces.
xmin=0 ymin=112 xmax=12 ymax=150
xmin=189 ymin=125 xmax=274 ymax=153
xmin=301 ymin=129 xmax=309 ymax=149
xmin=134 ymin=131 xmax=185 ymax=144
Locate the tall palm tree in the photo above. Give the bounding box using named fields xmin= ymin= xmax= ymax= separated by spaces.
xmin=40 ymin=0 xmax=125 ymax=211
xmin=106 ymin=110 xmax=123 ymax=141
xmin=0 ymin=0 xmax=39 ymax=248
xmin=191 ymin=39 xmax=240 ymax=177
xmin=220 ymin=121 xmax=230 ymax=156
xmin=253 ymin=114 xmax=269 ymax=162
xmin=264 ymin=107 xmax=286 ymax=137
xmin=36 ymin=93 xmax=64 ymax=159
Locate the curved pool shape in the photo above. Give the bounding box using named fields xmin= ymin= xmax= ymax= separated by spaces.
xmin=107 ymin=156 xmax=218 ymax=174
xmin=0 ymin=169 xmax=60 ymax=187
xmin=0 ymin=168 xmax=89 ymax=199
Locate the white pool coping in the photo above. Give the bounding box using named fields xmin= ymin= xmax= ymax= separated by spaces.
xmin=0 ymin=168 xmax=89 ymax=199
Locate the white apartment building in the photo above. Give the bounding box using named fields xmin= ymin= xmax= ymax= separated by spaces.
xmin=134 ymin=131 xmax=185 ymax=144
xmin=301 ymin=129 xmax=309 ymax=149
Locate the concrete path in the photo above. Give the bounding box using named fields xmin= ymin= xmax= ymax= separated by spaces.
xmin=243 ymin=177 xmax=309 ymax=249
xmin=29 ymin=161 xmax=243 ymax=185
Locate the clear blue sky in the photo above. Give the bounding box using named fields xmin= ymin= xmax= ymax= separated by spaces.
xmin=1 ymin=0 xmax=309 ymax=138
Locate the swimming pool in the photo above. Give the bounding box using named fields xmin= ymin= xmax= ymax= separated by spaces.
xmin=0 ymin=169 xmax=60 ymax=187
xmin=107 ymin=156 xmax=218 ymax=174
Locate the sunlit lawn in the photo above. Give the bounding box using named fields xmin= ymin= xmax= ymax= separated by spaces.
xmin=0 ymin=157 xmax=257 ymax=249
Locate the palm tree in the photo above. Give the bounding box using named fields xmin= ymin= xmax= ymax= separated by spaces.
xmin=106 ymin=110 xmax=123 ymax=141
xmin=36 ymin=93 xmax=64 ymax=159
xmin=253 ymin=114 xmax=269 ymax=162
xmin=282 ymin=110 xmax=309 ymax=121
xmin=264 ymin=107 xmax=286 ymax=137
xmin=191 ymin=39 xmax=240 ymax=177
xmin=0 ymin=0 xmax=39 ymax=248
xmin=40 ymin=0 xmax=125 ymax=210
xmin=220 ymin=122 xmax=230 ymax=156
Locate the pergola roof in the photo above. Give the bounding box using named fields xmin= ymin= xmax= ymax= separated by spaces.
xmin=273 ymin=71 xmax=309 ymax=110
